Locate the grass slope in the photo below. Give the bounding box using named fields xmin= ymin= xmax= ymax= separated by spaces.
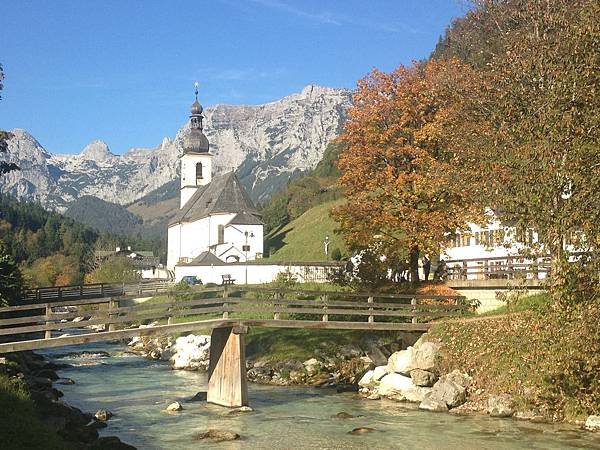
xmin=0 ymin=374 xmax=70 ymax=449
xmin=266 ymin=199 xmax=347 ymax=261
xmin=430 ymin=293 xmax=600 ymax=420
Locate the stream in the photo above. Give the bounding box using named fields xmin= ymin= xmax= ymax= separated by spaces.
xmin=42 ymin=342 xmax=600 ymax=450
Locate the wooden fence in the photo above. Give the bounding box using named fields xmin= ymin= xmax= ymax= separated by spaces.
xmin=20 ymin=280 xmax=173 ymax=303
xmin=445 ymin=256 xmax=551 ymax=281
xmin=0 ymin=286 xmax=469 ymax=353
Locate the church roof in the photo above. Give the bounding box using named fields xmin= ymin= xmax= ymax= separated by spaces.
xmin=181 ymin=251 xmax=225 ymax=266
xmin=170 ymin=171 xmax=260 ymax=225
xmin=227 ymin=211 xmax=264 ymax=226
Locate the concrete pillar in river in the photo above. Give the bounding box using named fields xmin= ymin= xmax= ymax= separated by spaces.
xmin=207 ymin=325 xmax=249 ymax=407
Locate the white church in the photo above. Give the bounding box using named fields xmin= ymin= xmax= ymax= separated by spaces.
xmin=166 ymin=88 xmax=264 ymax=273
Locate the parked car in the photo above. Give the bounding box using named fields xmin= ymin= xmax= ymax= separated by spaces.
xmin=180 ymin=275 xmax=202 ymax=286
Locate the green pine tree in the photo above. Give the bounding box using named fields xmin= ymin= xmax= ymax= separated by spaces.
xmin=0 ymin=240 xmax=23 ymax=306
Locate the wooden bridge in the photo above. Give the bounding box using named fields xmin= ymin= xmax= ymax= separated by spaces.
xmin=0 ymin=284 xmax=468 ymax=407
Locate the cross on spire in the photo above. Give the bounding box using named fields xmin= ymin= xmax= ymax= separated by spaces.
xmin=194 ymin=81 xmax=199 ymax=101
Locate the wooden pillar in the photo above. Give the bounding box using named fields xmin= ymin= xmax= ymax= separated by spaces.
xmin=207 ymin=326 xmax=248 ymax=408
xmin=367 ymin=296 xmax=374 ymax=323
xmin=108 ymin=298 xmax=117 ymax=332
xmin=44 ymin=304 xmax=52 ymax=339
xmin=411 ymin=298 xmax=417 ymax=324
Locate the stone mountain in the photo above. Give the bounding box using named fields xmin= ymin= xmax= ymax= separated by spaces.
xmin=0 ymin=85 xmax=352 ymax=212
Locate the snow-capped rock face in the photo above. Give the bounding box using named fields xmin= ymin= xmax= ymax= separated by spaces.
xmin=0 ymin=85 xmax=352 ymax=211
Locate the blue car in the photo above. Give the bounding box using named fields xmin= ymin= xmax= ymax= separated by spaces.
xmin=181 ymin=275 xmax=202 ymax=286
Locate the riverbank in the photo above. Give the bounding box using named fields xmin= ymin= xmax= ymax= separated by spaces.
xmin=121 ymin=291 xmax=600 ymax=433
xmin=48 ymin=348 xmax=600 ymax=449
xmin=428 ymin=293 xmax=600 ymax=429
xmin=0 ymin=351 xmax=135 ymax=449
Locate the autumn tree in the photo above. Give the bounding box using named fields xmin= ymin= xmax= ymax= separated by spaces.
xmin=86 ymin=256 xmax=140 ymax=284
xmin=442 ymin=0 xmax=600 ymax=298
xmin=333 ymin=59 xmax=482 ymax=282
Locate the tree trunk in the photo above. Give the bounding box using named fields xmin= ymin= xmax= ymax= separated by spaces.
xmin=409 ymin=246 xmax=420 ymax=283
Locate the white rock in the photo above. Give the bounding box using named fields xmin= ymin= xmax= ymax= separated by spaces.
xmin=165 ymin=401 xmax=182 ymax=412
xmin=372 ymin=365 xmax=390 ymax=381
xmin=358 ymin=370 xmax=375 ymax=388
xmin=412 ymin=342 xmax=440 ymax=372
xmin=170 ymin=334 xmax=211 ymax=370
xmin=377 ymin=373 xmax=414 ymax=398
xmin=303 ymin=358 xmax=322 ymax=376
xmin=388 ymin=348 xmax=415 ymax=375
xmin=585 ymin=415 xmax=600 ymax=431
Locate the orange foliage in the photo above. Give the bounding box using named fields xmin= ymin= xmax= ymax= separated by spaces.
xmin=333 ymin=59 xmax=483 ymax=269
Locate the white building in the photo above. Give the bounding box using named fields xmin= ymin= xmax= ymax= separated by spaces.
xmin=441 ymin=210 xmax=552 ymax=280
xmin=166 ymin=88 xmax=264 ymax=271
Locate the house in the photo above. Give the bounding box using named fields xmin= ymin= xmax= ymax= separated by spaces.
xmin=166 ymin=87 xmax=264 ymax=271
xmin=441 ymin=210 xmax=552 ymax=280
xmin=94 ymin=246 xmax=161 ymax=278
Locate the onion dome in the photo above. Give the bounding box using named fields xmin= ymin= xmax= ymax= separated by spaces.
xmin=184 ymin=82 xmax=209 ymax=154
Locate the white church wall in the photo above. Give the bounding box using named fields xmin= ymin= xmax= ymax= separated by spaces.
xmin=174 ymin=262 xmax=340 ymax=285
xmin=167 ymin=225 xmax=182 ymax=270
xmin=223 ymin=223 xmax=264 ymax=260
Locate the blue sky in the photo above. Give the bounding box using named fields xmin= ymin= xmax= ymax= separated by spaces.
xmin=0 ymin=1 xmax=468 ymax=155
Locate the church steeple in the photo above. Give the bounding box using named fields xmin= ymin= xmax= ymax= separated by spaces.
xmin=184 ymin=82 xmax=209 ymax=154
xmin=180 ymin=82 xmax=213 ymax=208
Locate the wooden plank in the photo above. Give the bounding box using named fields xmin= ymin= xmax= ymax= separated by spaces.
xmin=0 ymin=318 xmax=236 ymax=353
xmin=237 ymin=287 xmax=465 ymax=300
xmin=223 ymin=304 xmax=466 ymax=318
xmin=239 ymin=319 xmax=431 ymax=331
xmin=231 ymin=297 xmax=467 ymax=310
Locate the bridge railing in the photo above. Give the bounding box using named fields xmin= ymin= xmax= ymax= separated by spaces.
xmin=20 ymin=280 xmax=173 ymax=304
xmin=0 ymin=286 xmax=469 ymax=352
xmin=444 ymin=256 xmax=551 ymax=281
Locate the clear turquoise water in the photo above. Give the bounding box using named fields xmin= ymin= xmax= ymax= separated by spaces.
xmin=43 ymin=343 xmax=600 ymax=450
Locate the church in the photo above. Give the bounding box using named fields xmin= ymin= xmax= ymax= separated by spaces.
xmin=166 ymin=87 xmax=264 ymax=271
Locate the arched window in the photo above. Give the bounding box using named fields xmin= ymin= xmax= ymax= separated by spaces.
xmin=196 ymin=162 xmax=203 ymax=183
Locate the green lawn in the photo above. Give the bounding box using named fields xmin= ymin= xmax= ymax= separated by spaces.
xmin=265 ymin=199 xmax=347 ymax=261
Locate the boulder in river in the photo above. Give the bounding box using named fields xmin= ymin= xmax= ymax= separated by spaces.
xmin=410 ymin=369 xmax=437 ymax=387
xmin=194 ymin=429 xmax=240 ymax=442
xmin=388 ymin=340 xmax=441 ymax=375
xmin=377 ymin=372 xmax=413 ymax=398
xmin=94 ymin=409 xmax=113 ymax=422
xmin=419 ymin=394 xmax=449 ymax=412
xmin=165 ymin=401 xmax=183 ymax=412
xmin=349 ymin=427 xmax=376 ymax=434
xmin=487 ymin=394 xmax=514 ymax=418
xmin=429 ymin=378 xmax=467 ymax=409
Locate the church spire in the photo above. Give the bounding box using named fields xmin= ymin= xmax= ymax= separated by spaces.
xmin=184 ymin=81 xmax=209 ymax=153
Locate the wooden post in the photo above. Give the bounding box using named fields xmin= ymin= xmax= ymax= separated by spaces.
xmin=207 ymin=326 xmax=248 ymax=407
xmin=411 ymin=298 xmax=417 ymax=324
xmin=167 ymin=294 xmax=174 ymax=325
xmin=44 ymin=304 xmax=52 ymax=339
xmin=322 ymin=294 xmax=329 ymax=322
xmin=222 ymin=287 xmax=229 ymax=319
xmin=108 ymin=298 xmax=117 ymax=332
xmin=368 ymin=296 xmax=374 ymax=323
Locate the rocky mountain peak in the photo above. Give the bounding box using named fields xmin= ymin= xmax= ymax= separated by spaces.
xmin=1 ymin=85 xmax=352 ymax=211
xmin=79 ymin=140 xmax=114 ymax=161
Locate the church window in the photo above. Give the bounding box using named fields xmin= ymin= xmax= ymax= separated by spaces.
xmin=196 ymin=162 xmax=203 ymax=182
xmin=218 ymin=225 xmax=224 ymax=244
